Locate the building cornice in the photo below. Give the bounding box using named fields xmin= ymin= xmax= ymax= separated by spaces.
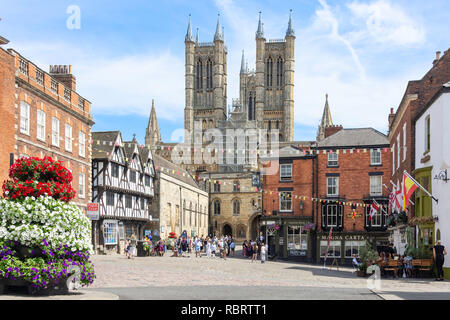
xmin=388 ymin=93 xmax=418 ymax=140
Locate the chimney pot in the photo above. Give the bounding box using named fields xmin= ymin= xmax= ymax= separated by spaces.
xmin=436 ymin=51 xmax=441 ymax=60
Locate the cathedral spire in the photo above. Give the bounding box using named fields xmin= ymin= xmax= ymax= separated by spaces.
xmin=240 ymin=50 xmax=246 ymax=74
xmin=317 ymin=93 xmax=333 ymax=141
xmin=145 ymin=99 xmax=162 ymax=147
xmin=286 ymin=9 xmax=295 ymax=37
xmin=214 ymin=13 xmax=224 ymax=41
xmin=256 ymin=12 xmax=264 ymax=39
xmin=185 ymin=14 xmax=194 ymax=42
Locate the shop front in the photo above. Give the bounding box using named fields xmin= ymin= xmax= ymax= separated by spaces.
xmin=315 ymin=232 xmax=390 ymax=266
xmin=260 ymin=216 xmax=314 ymax=262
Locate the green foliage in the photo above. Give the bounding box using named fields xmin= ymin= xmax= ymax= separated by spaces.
xmin=358 ymin=240 xmax=378 ymax=270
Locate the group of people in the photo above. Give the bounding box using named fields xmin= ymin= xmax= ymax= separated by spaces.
xmin=352 ymin=241 xmax=447 ymax=281
xmin=172 ymin=234 xmax=237 ymax=259
xmin=242 ymin=237 xmax=267 ymax=263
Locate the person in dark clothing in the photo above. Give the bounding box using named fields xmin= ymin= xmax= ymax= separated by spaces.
xmin=385 ymin=243 xmax=396 ymax=259
xmin=433 ymin=240 xmax=447 ymax=281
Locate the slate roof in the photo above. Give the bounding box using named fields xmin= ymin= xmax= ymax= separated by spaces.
xmin=317 ymin=128 xmax=389 ymax=148
xmin=92 ymin=131 xmax=119 ymax=159
xmin=152 ymin=154 xmax=199 ymax=189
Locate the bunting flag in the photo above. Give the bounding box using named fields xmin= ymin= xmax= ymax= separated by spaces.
xmin=402 ymin=172 xmax=419 ymax=211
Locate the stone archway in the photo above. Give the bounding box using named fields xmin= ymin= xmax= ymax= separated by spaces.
xmin=248 ymin=212 xmax=262 ymax=241
xmin=223 ymin=224 xmax=232 ymax=237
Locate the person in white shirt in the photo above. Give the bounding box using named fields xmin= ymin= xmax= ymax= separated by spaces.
xmin=352 ymin=254 xmax=360 ymax=267
xmin=260 ymin=242 xmax=267 ymax=264
xmin=206 ymin=239 xmax=212 ymax=258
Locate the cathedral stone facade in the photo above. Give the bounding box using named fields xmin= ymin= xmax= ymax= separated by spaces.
xmin=145 ymin=11 xmax=297 ymax=241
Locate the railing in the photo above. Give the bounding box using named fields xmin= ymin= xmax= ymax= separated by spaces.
xmin=197 ymin=42 xmax=214 ymax=47
xmin=268 ymin=39 xmax=285 ymax=43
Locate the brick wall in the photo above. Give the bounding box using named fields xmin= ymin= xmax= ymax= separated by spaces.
xmin=388 ymin=49 xmax=450 ymax=219
xmin=316 ymin=147 xmax=392 ymax=232
xmin=262 ymin=157 xmax=316 ymax=218
xmin=0 ymin=48 xmax=16 ymax=184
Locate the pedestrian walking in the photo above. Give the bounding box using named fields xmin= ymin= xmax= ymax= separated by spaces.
xmin=127 ymin=234 xmax=137 ymax=259
xmin=206 ymin=239 xmax=212 ymax=258
xmin=252 ymin=241 xmax=258 ymax=262
xmin=230 ymin=239 xmax=235 ymax=257
xmin=260 ymin=242 xmax=267 ymax=264
xmin=211 ymin=241 xmax=217 ymax=258
xmin=433 ymin=240 xmax=447 ymax=281
xmin=195 ymin=237 xmax=202 ymax=258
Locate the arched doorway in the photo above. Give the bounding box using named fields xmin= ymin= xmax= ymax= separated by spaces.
xmin=223 ymin=224 xmax=232 ymax=237
xmin=249 ymin=213 xmax=262 ymax=240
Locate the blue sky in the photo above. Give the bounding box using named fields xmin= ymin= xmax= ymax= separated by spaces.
xmin=1 ymin=0 xmax=449 ymax=144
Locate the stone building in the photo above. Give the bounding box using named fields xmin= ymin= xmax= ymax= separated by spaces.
xmin=144 ymin=12 xmax=296 ymax=241
xmin=91 ymin=131 xmax=156 ymax=254
xmin=0 ymin=36 xmax=94 ymax=212
xmin=387 ymin=49 xmax=450 ymax=254
xmin=152 ymin=154 xmax=209 ymax=239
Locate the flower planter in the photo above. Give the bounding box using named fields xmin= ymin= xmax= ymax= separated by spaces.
xmin=14 ymin=245 xmax=45 ymax=259
xmin=0 ymin=276 xmax=72 ymax=296
xmin=356 ymin=270 xmax=367 ymax=277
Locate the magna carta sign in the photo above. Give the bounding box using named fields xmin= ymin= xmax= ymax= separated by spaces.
xmin=320 ymin=234 xmax=367 ymax=241
xmin=86 ymin=203 xmax=99 ymax=220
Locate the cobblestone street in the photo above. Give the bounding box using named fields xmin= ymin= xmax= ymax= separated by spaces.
xmin=86 ymin=251 xmax=450 ymax=300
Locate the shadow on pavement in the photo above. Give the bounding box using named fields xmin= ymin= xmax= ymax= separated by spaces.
xmin=285 ymin=265 xmax=357 ymax=279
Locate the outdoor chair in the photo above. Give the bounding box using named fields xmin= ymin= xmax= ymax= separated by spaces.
xmin=411 ymin=259 xmax=422 ymax=277
xmin=417 ymin=259 xmax=433 ymax=278
xmin=384 ymin=260 xmax=400 ymax=278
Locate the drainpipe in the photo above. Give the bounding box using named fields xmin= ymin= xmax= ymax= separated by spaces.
xmin=180 ymin=186 xmax=182 ymax=235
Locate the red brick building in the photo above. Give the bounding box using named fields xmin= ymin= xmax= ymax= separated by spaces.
xmin=387 ymin=49 xmax=450 ymax=254
xmin=0 ymin=36 xmax=94 ymax=212
xmin=0 ymin=36 xmax=16 ymax=184
xmin=261 ymin=145 xmax=317 ymax=262
xmin=314 ymin=128 xmax=392 ymax=265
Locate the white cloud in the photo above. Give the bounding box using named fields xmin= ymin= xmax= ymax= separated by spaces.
xmin=9 ymin=41 xmax=185 ymax=121
xmin=347 ymin=0 xmax=426 ymax=46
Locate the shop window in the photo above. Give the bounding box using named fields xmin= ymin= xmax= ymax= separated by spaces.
xmin=320 ymin=240 xmax=341 ymax=258
xmin=344 ymin=241 xmax=366 ymax=258
xmin=103 ymin=221 xmax=118 ymax=245
xmin=287 ymin=225 xmax=308 ymax=252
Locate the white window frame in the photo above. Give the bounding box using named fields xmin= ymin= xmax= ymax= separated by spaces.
xmin=20 ymin=101 xmax=30 ymax=135
xmin=103 ymin=221 xmax=118 ymax=245
xmin=280 ymin=163 xmax=292 ymax=180
xmin=396 ymin=134 xmax=400 ymax=169
xmin=65 ymin=123 xmax=72 ymax=152
xmin=320 ymin=240 xmax=341 ymax=258
xmin=52 ymin=117 xmax=60 ymax=147
xmin=79 ymin=131 xmax=86 ymax=157
xmin=328 ymin=152 xmax=338 ymax=167
xmin=402 ymin=123 xmax=407 ymax=162
xmin=287 ymin=225 xmax=308 ymax=251
xmin=78 ymin=173 xmax=85 ymax=198
xmin=327 ymin=177 xmax=339 ymax=197
xmin=366 ymin=203 xmax=385 ymax=227
xmin=370 ymin=148 xmax=381 ymax=165
xmin=344 ymin=241 xmax=366 ymax=258
xmin=325 ymin=204 xmax=340 ymax=227
xmin=370 ymin=175 xmax=383 ymax=196
xmin=279 ymin=192 xmax=292 ymax=212
xmin=36 ymin=109 xmax=46 ymax=142
xmin=392 ymin=143 xmax=395 ymax=175
xmin=425 ymin=115 xmax=430 ymax=152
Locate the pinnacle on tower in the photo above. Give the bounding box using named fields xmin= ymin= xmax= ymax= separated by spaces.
xmin=195 ymin=28 xmax=199 ymax=44
xmin=256 ymin=12 xmax=264 ymax=39
xmin=214 ymin=13 xmax=224 ymax=41
xmin=317 ymin=93 xmax=333 ymax=141
xmin=185 ymin=14 xmax=194 ymax=42
xmin=286 ymin=9 xmax=295 ymax=37
xmin=240 ymin=50 xmax=246 ymax=74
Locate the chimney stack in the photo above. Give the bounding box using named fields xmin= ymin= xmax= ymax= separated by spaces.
xmin=433 ymin=51 xmax=441 ymax=66
xmin=324 ymin=125 xmax=343 ymax=138
xmin=49 ymin=64 xmax=76 ymax=91
xmin=388 ymin=107 xmax=395 ymax=128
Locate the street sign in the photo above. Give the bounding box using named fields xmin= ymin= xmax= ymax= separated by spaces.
xmin=86 ymin=203 xmax=99 ymax=220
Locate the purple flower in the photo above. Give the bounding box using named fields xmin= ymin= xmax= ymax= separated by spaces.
xmin=42 ymin=239 xmax=49 ymax=247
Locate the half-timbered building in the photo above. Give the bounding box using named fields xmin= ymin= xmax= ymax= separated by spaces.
xmin=91 ymin=131 xmax=155 ymax=255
